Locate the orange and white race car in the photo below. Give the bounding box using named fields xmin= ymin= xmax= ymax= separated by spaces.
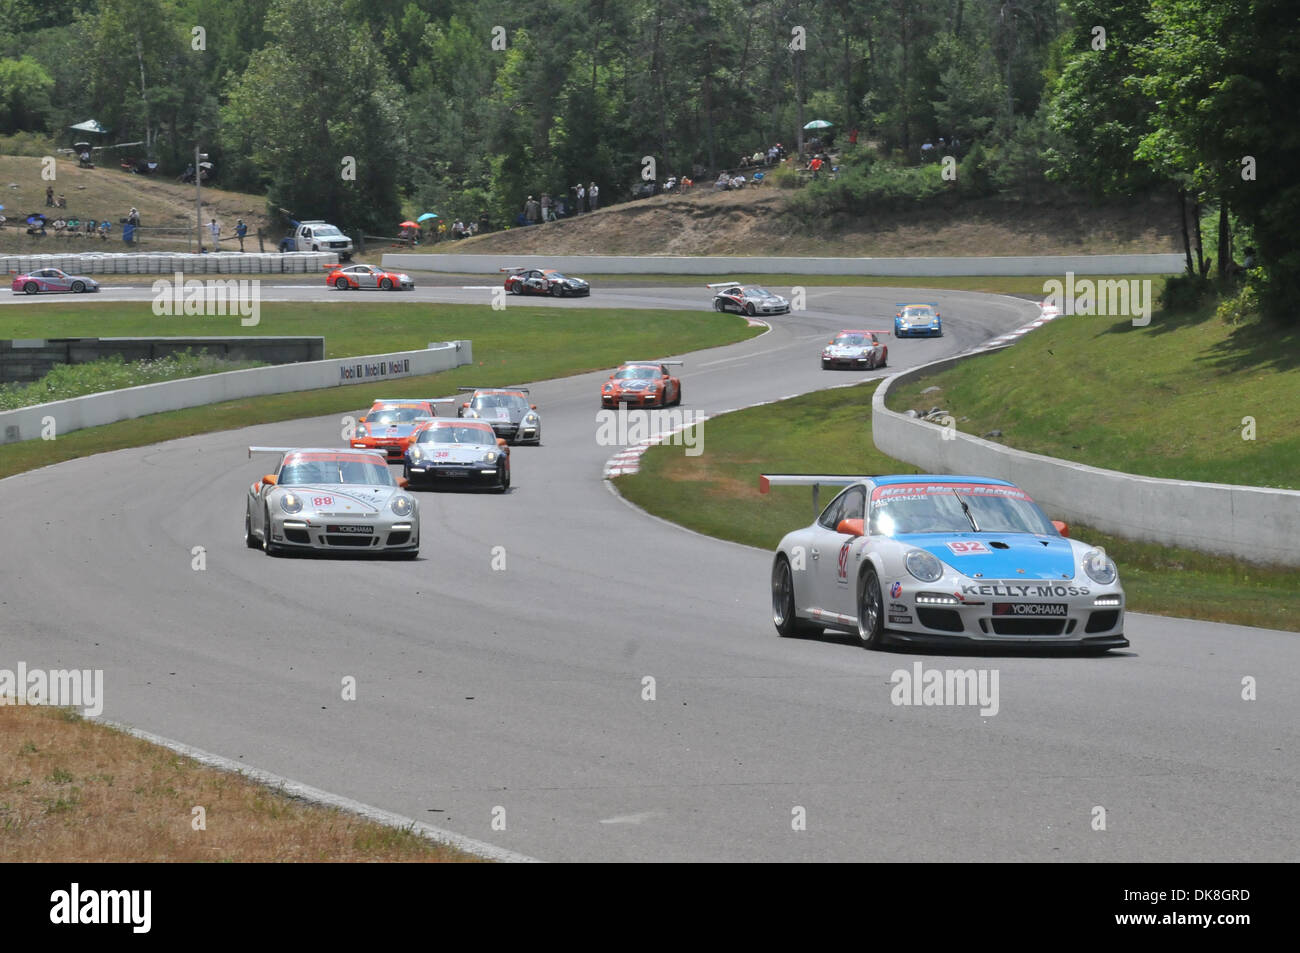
xmin=350 ymin=399 xmax=451 ymax=461
xmin=326 ymin=263 xmax=415 ymax=290
xmin=600 ymin=360 xmax=683 ymax=409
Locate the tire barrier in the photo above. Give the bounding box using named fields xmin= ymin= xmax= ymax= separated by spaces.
xmin=1 ymin=251 xmax=336 ymax=276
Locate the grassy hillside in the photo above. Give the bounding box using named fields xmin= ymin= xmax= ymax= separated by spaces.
xmin=0 ymin=155 xmax=272 ymax=253
xmin=887 ymin=302 xmax=1300 ymax=489
xmin=436 ymin=188 xmax=1181 ymax=259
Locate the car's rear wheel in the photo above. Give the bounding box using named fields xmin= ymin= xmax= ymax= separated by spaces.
xmin=335 ymin=276 xmax=349 ymax=289
xmin=713 ymin=298 xmax=725 ymax=312
xmin=773 ymin=556 xmax=820 ymax=637
xmin=380 ymin=277 xmax=393 ymax=290
xmin=856 ymin=565 xmax=886 ymax=649
xmin=23 ymin=282 xmax=38 ymax=295
xmin=509 ymin=283 xmax=521 ymax=295
xmin=71 ymin=280 xmax=85 ymax=293
xmin=244 ymin=508 xmax=260 ymax=549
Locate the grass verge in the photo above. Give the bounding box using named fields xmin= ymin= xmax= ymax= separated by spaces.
xmin=887 ymin=305 xmax=1300 ymax=489
xmin=616 ymin=383 xmax=1298 ymax=631
xmin=0 ymin=704 xmax=482 ymax=861
xmin=0 ymin=305 xmax=758 ymax=481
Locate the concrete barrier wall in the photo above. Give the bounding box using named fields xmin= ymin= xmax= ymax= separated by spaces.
xmin=3 ymin=252 xmax=336 ymax=275
xmin=872 ymin=354 xmax=1300 ymax=567
xmin=383 ymin=252 xmax=1184 ymax=277
xmin=0 ymin=341 xmax=472 ymax=445
xmin=0 ymin=337 xmax=325 ymax=384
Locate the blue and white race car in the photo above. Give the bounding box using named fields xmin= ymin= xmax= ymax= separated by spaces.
xmin=764 ymin=473 xmax=1126 ymax=651
xmin=894 ymin=302 xmax=943 ymax=337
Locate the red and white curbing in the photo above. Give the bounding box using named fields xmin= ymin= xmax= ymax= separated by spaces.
xmin=601 ymin=413 xmax=711 ymax=478
xmin=977 ymin=300 xmax=1061 ymax=351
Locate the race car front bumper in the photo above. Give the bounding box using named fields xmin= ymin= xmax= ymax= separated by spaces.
xmin=406 ymin=463 xmax=502 ymax=487
xmin=268 ymin=515 xmax=418 ymax=552
xmin=879 ymin=580 xmax=1128 ymax=649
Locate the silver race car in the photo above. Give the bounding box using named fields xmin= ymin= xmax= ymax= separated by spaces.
xmin=456 ymin=387 xmax=542 ymax=444
xmin=707 ymin=281 xmax=790 ymax=315
xmin=403 ymin=419 xmax=511 ymax=491
xmin=245 ymin=447 xmax=419 ymax=557
xmin=822 ymin=329 xmax=889 ymax=369
xmin=764 ymin=473 xmax=1126 ymax=651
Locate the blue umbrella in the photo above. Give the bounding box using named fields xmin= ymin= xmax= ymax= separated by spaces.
xmin=417 ymin=212 xmax=439 ymax=222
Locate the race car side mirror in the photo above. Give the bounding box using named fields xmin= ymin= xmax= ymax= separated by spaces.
xmin=263 ymin=475 xmax=277 ymax=486
xmin=531 ymin=404 xmax=537 ymax=410
xmin=836 ymin=518 xmax=864 ymax=537
xmin=397 ymin=477 xmax=409 ymax=488
xmin=358 ymin=416 xmax=366 ymax=423
xmin=1052 ymin=520 xmax=1069 ymax=537
xmin=461 ymin=402 xmax=469 ymax=408
xmin=496 ymin=438 xmax=508 ymax=447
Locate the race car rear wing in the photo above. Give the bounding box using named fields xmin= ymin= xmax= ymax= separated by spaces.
xmin=759 ymin=473 xmax=877 ymax=517
xmin=626 ymin=360 xmax=683 ymax=366
xmin=456 ymin=386 xmax=530 ymax=393
xmin=499 ymin=266 xmax=528 ymax=273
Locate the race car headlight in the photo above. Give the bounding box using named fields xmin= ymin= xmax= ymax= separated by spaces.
xmin=905 ymin=549 xmax=944 ymax=583
xmin=603 ymin=384 xmax=612 ymax=392
xmin=483 ymin=451 xmax=498 ymax=463
xmin=409 ymin=447 xmax=423 ymax=460
xmin=279 ymin=493 xmax=303 ymax=514
xmin=390 ymin=496 xmax=413 ymax=517
xmin=1082 ymin=548 xmax=1117 ymax=585
xmin=523 ymin=413 xmax=538 ymax=424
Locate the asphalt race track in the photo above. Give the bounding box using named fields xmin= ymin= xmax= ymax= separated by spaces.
xmin=2 ymin=282 xmax=1297 ymax=862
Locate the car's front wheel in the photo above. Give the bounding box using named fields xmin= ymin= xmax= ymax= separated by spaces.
xmin=745 ymin=302 xmax=756 ymax=316
xmin=773 ymin=555 xmax=820 ymax=637
xmin=71 ymin=280 xmax=85 ymax=293
xmin=856 ymin=565 xmax=886 ymax=649
xmin=244 ymin=508 xmax=260 ymax=549
xmin=822 ymin=359 xmax=832 ymax=370
xmin=262 ymin=506 xmax=281 ymax=556
xmin=550 ymin=283 xmax=563 ymax=296
xmin=495 ymin=459 xmax=511 ymax=493
xmin=380 ymin=277 xmax=393 ymax=290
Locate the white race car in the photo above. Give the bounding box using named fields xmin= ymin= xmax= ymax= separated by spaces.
xmin=245 ymin=447 xmax=419 ymax=557
xmin=708 ymin=281 xmax=790 ymax=315
xmin=765 ymin=473 xmax=1126 ymax=651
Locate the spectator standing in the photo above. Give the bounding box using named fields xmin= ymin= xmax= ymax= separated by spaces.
xmin=588 ymin=182 xmax=599 ymax=211
xmin=235 ymin=219 xmax=248 ymax=251
xmin=575 ymin=183 xmax=586 ymax=213
xmin=808 ymin=155 xmax=824 ymax=178
xmin=45 ymin=186 xmax=54 ymax=207
xmin=209 ymin=218 xmax=220 ymax=245
xmin=128 ymin=207 xmax=140 ymax=225
xmin=849 ymin=127 xmax=859 ymax=146
xmin=541 ymin=193 xmax=553 ymax=222
xmin=525 ymin=195 xmax=540 ymax=224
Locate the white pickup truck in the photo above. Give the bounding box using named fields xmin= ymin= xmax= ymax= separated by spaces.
xmin=279 ymin=220 xmax=353 ymax=260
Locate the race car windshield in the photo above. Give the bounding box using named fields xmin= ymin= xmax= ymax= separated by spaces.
xmin=615 ymin=367 xmax=658 ymax=380
xmin=471 ymin=394 xmax=526 ymax=410
xmin=834 ymin=334 xmax=868 ymax=346
xmin=869 ymin=489 xmax=1055 ymax=536
xmin=279 ymin=460 xmax=394 ymax=486
xmin=371 ymin=407 xmax=424 ymax=423
xmin=418 ymin=426 xmax=495 ymax=445
xmin=903 ymin=307 xmax=933 ymax=318
xmin=747 ymin=287 xmax=775 ymax=296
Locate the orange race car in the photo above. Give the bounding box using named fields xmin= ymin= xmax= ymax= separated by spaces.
xmin=326 ymin=263 xmax=415 ymax=290
xmin=350 ymin=398 xmax=451 ymax=461
xmin=600 ymin=360 xmax=683 ymax=409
